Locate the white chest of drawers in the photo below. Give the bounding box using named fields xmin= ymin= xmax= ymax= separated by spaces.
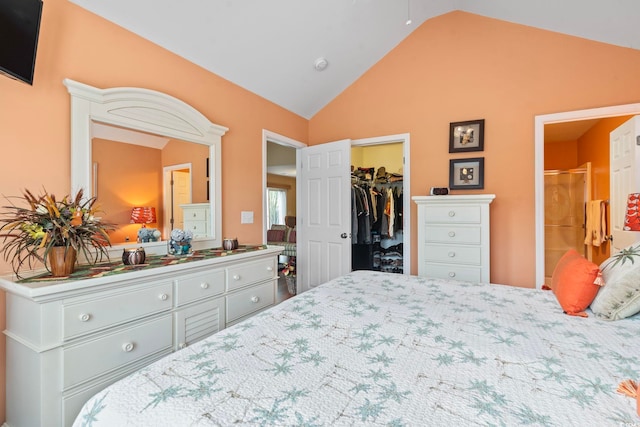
xmin=181 ymin=203 xmax=210 ymax=237
xmin=0 ymin=246 xmax=282 ymax=427
xmin=413 ymin=195 xmax=495 ymax=282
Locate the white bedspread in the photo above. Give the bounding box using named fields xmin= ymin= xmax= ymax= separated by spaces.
xmin=74 ymin=271 xmax=640 ymax=426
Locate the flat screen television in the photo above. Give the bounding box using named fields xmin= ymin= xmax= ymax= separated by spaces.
xmin=0 ymin=0 xmax=44 ymax=85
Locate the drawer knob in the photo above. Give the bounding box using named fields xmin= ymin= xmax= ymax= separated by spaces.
xmin=449 ymin=272 xmax=456 ymax=278
xmin=251 ymin=296 xmax=260 ymax=303
xmin=122 ymin=343 xmax=134 ymax=352
xmin=159 ymin=293 xmax=169 ymax=301
xmin=200 ymin=282 xmax=209 ymax=289
xmin=79 ymin=313 xmax=91 ymax=322
xmin=233 ymin=274 xmax=240 ymax=281
xmin=448 ymin=231 xmax=455 ymax=237
xmin=448 ymin=251 xmax=456 ymax=258
xmin=266 ymin=266 xmax=273 ymax=272
xmin=448 ymin=211 xmax=455 ymax=217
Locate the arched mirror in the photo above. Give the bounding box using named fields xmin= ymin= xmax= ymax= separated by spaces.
xmin=64 ymin=79 xmax=227 ymax=256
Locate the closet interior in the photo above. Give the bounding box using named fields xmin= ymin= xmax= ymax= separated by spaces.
xmin=351 ymin=143 xmax=404 ymax=274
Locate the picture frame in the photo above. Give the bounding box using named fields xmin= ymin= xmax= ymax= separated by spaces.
xmin=449 ymin=157 xmax=484 ymax=190
xmin=449 ymin=119 xmax=484 ymax=153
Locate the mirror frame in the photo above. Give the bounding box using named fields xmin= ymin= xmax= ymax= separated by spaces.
xmin=64 ymin=79 xmax=227 ymax=256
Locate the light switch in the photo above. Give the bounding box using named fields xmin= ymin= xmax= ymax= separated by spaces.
xmin=241 ymin=211 xmax=254 ymax=224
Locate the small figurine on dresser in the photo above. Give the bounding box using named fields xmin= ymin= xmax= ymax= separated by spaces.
xmin=168 ymin=228 xmax=193 ymax=255
xmin=137 ymin=227 xmax=161 ymax=243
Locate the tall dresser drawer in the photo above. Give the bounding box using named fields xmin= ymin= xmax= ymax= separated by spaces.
xmin=424 ymin=263 xmax=482 ymax=282
xmin=226 ymin=258 xmax=276 ymax=291
xmin=63 ymin=315 xmax=172 ymax=389
xmin=424 ymin=205 xmax=481 ymax=224
xmin=184 ymin=220 xmax=208 ymax=236
xmin=63 ymin=282 xmax=173 ymax=339
xmin=226 ymin=281 xmax=275 ymax=322
xmin=424 ymin=225 xmax=481 ymax=244
xmin=424 ymin=245 xmax=481 ymax=265
xmin=184 ymin=208 xmax=207 ymax=221
xmin=175 ymin=269 xmax=225 ymax=306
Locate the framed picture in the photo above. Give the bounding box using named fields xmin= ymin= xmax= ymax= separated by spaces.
xmin=449 ymin=157 xmax=484 ymax=190
xmin=449 ymin=119 xmax=484 ymax=153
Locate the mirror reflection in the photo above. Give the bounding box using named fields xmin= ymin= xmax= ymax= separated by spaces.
xmin=91 ymin=122 xmax=210 ymax=245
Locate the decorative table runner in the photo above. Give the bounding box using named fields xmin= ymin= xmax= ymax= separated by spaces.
xmin=20 ymin=244 xmax=268 ymax=283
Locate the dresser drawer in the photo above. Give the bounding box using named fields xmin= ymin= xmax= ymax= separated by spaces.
xmin=63 ymin=315 xmax=172 ymax=389
xmin=175 ymin=269 xmax=225 ymax=306
xmin=63 ymin=282 xmax=173 ymax=339
xmin=424 ymin=205 xmax=481 ymax=224
xmin=226 ymin=281 xmax=275 ymax=322
xmin=184 ymin=220 xmax=208 ymax=236
xmin=424 ymin=225 xmax=481 ymax=244
xmin=226 ymin=258 xmax=276 ymax=291
xmin=183 ymin=208 xmax=207 ymax=221
xmin=424 ymin=244 xmax=481 ymax=265
xmin=424 ymin=263 xmax=482 ymax=282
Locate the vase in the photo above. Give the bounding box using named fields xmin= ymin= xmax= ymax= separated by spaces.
xmin=285 ymin=275 xmax=297 ymax=295
xmin=48 ymin=246 xmax=77 ymax=277
xmin=122 ymin=248 xmax=146 ymax=265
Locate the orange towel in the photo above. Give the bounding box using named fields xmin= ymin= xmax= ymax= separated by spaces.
xmin=584 ymin=200 xmax=607 ymax=247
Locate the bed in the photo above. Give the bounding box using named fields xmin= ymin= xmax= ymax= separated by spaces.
xmin=73 ymin=270 xmax=640 ymax=426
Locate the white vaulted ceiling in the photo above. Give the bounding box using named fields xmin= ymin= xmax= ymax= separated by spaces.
xmin=69 ymin=0 xmax=640 ymax=119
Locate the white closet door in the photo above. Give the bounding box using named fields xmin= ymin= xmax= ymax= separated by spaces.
xmin=298 ymin=140 xmax=351 ymax=292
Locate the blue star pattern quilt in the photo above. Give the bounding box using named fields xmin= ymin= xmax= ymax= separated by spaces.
xmin=74 ymin=271 xmax=640 ymax=426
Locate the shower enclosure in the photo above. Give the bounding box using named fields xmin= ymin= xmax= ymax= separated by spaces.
xmin=544 ymin=166 xmax=591 ymax=283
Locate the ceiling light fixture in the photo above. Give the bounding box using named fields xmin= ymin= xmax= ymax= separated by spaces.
xmin=314 ymin=57 xmax=329 ymax=72
xmin=405 ymin=0 xmax=412 ymax=25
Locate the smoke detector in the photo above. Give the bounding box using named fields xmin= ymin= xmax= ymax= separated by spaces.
xmin=314 ymin=57 xmax=329 ymax=72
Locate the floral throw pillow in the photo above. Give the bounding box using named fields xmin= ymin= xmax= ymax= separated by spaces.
xmin=590 ymin=244 xmax=640 ymax=320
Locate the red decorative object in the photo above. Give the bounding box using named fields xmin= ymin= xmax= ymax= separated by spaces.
xmin=130 ymin=207 xmax=156 ymax=227
xmin=623 ymin=194 xmax=640 ymax=231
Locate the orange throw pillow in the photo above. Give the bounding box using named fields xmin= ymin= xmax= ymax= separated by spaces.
xmin=551 ymin=249 xmax=602 ymax=317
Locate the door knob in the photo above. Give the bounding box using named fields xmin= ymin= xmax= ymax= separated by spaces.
xmin=341 ymin=233 xmax=348 ymax=239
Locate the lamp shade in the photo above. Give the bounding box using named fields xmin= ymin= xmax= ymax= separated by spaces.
xmin=623 ymin=193 xmax=640 ymax=231
xmin=130 ymin=207 xmax=157 ymax=225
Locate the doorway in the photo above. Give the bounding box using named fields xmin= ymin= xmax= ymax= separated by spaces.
xmin=262 ymin=130 xmax=411 ymax=294
xmin=263 ymin=130 xmax=306 ymax=300
xmin=163 ymin=163 xmax=192 ymax=239
xmin=534 ymin=103 xmax=640 ymax=288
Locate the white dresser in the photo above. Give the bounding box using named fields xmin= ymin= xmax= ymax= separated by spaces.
xmin=413 ymin=195 xmax=495 ymax=282
xmin=0 ymin=246 xmax=282 ymax=427
xmin=181 ymin=203 xmax=210 ymax=237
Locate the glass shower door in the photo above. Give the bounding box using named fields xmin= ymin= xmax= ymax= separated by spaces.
xmin=544 ymin=169 xmax=587 ymax=280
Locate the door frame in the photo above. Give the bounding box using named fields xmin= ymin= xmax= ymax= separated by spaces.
xmin=534 ymin=102 xmax=640 ymax=288
xmin=352 ymin=133 xmax=411 ymax=275
xmin=163 ymin=163 xmax=192 ymax=239
xmin=261 ymin=130 xmax=307 ymax=244
xmin=262 ymin=130 xmax=412 ymax=284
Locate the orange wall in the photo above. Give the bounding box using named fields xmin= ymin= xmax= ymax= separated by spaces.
xmin=161 ymin=139 xmax=211 ymax=204
xmin=309 ymin=11 xmax=640 ymax=288
xmin=544 ymin=140 xmax=578 ymax=170
xmin=93 ymin=139 xmax=163 ymax=243
xmin=0 ymin=0 xmax=307 ymax=421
